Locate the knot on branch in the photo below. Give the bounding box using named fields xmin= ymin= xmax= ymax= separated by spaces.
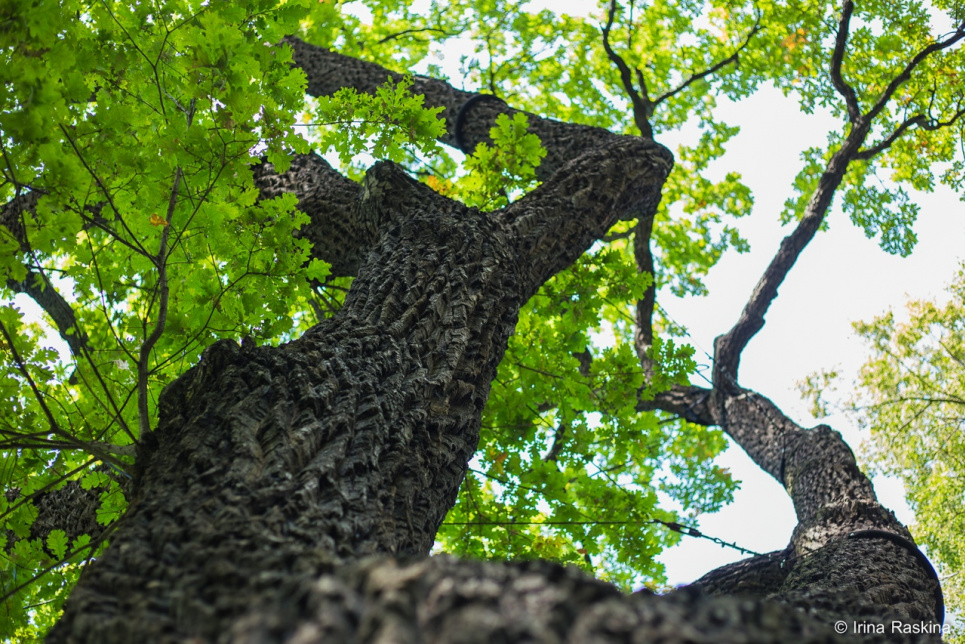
xmin=360 ymin=161 xmax=465 ymax=226
xmin=454 ymin=94 xmax=508 ymax=154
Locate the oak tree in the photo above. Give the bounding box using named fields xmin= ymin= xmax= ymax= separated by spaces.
xmin=1 ymin=0 xmax=963 ymax=641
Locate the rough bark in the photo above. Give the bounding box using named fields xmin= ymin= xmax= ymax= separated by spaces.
xmin=639 ymin=384 xmax=943 ymax=634
xmin=285 ymin=37 xmax=623 ymax=180
xmin=48 ymin=120 xmax=672 ymax=639
xmin=18 ymin=35 xmax=943 ymax=644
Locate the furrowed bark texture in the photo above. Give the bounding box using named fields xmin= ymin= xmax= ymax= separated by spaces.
xmin=641 ymin=381 xmax=943 ymax=634
xmin=252 ymin=154 xmax=365 ymax=277
xmin=285 ymin=37 xmax=622 ymax=181
xmin=49 ymin=117 xmax=672 ymax=639
xmin=40 ymin=35 xmax=942 ymax=644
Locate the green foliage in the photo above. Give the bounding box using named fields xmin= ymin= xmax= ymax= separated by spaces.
xmin=434 ymin=244 xmax=734 ymax=589
xmin=456 ymin=112 xmax=546 ymax=209
xmin=312 ymin=74 xmax=446 ymax=166
xmin=764 ymin=0 xmax=965 ymax=254
xmin=1 ymin=0 xmax=320 ymax=637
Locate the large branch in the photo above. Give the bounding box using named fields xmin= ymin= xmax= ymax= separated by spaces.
xmin=285 ymin=36 xmax=625 ymax=178
xmin=232 ymin=555 xmax=929 ymax=643
xmin=501 ymin=137 xmax=672 ymax=301
xmin=688 ymin=548 xmax=791 ymax=598
xmin=711 ymin=12 xmax=965 ymax=386
xmin=632 ymin=214 xmax=656 ymax=375
xmin=642 ymin=381 xmax=942 ymax=625
xmin=252 ymin=153 xmax=367 ymax=277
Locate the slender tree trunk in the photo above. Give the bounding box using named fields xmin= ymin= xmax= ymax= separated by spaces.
xmin=45 ymin=40 xmax=944 ymax=643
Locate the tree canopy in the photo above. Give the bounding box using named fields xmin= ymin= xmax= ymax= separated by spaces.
xmin=1 ymin=0 xmax=964 ymax=640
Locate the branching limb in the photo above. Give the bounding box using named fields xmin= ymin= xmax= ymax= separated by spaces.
xmin=0 ymin=319 xmax=131 ymax=469
xmin=856 ymin=104 xmax=965 ymax=160
xmin=136 ymin=165 xmax=181 ymax=439
xmin=636 ymin=383 xmax=715 ymax=425
xmin=7 ymin=268 xmax=88 ymax=358
xmin=715 ymin=18 xmax=965 ymax=382
xmin=712 ymin=124 xmax=870 ymax=384
xmin=373 ymin=27 xmax=451 ymax=46
xmin=601 ymin=0 xmax=654 ymax=137
xmin=59 ymin=125 xmax=152 ymax=259
xmin=501 ymin=137 xmax=672 ymax=301
xmin=866 ymin=19 xmax=965 ymax=122
xmin=652 ymin=16 xmax=762 ymax=108
xmin=830 ymin=0 xmax=862 ymax=123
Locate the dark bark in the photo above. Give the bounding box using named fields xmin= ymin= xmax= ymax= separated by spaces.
xmin=285 ymin=37 xmax=623 ymax=181
xmin=20 ymin=34 xmax=942 ymax=644
xmin=48 ymin=121 xmax=672 ymax=640
xmin=639 ymin=383 xmax=943 ymax=632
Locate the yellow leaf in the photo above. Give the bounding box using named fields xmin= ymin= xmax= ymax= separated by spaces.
xmin=149 ymin=213 xmax=168 ymax=227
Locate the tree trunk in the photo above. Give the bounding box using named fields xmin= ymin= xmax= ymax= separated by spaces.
xmin=46 ymin=39 xmax=943 ymax=643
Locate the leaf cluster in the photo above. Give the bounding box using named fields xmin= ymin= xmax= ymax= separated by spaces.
xmin=1 ymin=0 xmax=325 ymax=636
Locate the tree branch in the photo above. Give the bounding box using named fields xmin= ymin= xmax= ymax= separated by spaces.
xmin=652 ymin=16 xmax=762 ymax=108
xmin=373 ymin=26 xmax=450 ymax=47
xmin=136 ymin=165 xmax=182 ymax=440
xmin=830 ymin=0 xmax=862 ymax=124
xmin=713 ymin=18 xmax=965 ymax=383
xmin=636 ymin=383 xmax=715 ymax=425
xmin=856 ymin=105 xmax=965 ymax=160
xmin=252 ymin=153 xmax=370 ymax=277
xmin=501 ymin=137 xmax=672 ymax=301
xmin=633 ymin=214 xmax=656 ymax=375
xmin=866 ymin=19 xmax=965 ymax=122
xmin=285 ymin=36 xmax=622 ymax=179
xmin=687 ymin=548 xmax=791 ymax=598
xmin=712 ymin=126 xmax=869 ymax=383
xmin=214 ymin=555 xmax=935 ymax=643
xmin=1 ymin=193 xmax=90 ymax=358
xmin=600 ymin=0 xmax=654 ymax=138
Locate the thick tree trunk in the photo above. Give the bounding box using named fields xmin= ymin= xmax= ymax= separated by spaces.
xmin=48 ymin=128 xmax=672 ymax=641
xmin=44 ymin=39 xmax=944 ymax=643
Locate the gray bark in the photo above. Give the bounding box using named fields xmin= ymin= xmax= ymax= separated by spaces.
xmin=19 ymin=37 xmax=944 ymax=643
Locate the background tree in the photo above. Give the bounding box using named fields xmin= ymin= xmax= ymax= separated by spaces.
xmin=804 ymin=263 xmax=965 ymax=642
xmin=0 ymin=0 xmax=963 ymax=641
